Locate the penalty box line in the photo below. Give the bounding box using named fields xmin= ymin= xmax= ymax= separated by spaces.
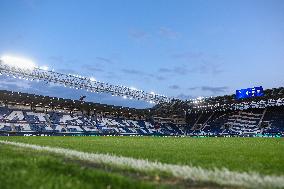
xmin=0 ymin=140 xmax=283 ymax=189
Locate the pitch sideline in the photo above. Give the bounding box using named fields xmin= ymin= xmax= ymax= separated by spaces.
xmin=0 ymin=140 xmax=283 ymax=189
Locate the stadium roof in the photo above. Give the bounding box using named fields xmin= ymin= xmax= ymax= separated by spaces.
xmin=0 ymin=89 xmax=151 ymax=118
xmin=0 ymin=57 xmax=170 ymax=104
xmin=1 ymin=86 xmax=284 ymax=120
xmin=153 ymin=87 xmax=284 ymax=117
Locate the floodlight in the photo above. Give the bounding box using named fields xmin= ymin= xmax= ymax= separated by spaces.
xmin=0 ymin=55 xmax=37 ymax=70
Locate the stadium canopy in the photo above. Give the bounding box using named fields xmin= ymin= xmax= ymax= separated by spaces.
xmin=0 ymin=89 xmax=151 ymax=118
xmin=0 ymin=56 xmax=170 ymax=104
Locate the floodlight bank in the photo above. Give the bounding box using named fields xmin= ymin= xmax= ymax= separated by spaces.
xmin=0 ymin=140 xmax=283 ymax=189
xmin=0 ymin=59 xmax=169 ymax=103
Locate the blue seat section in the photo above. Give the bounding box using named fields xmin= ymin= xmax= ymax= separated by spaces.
xmin=0 ymin=123 xmax=12 ymax=131
xmin=29 ymin=124 xmax=47 ymax=132
xmin=0 ymin=107 xmax=12 ymax=121
xmin=24 ymin=113 xmax=40 ymax=123
xmin=48 ymin=112 xmax=61 ymax=124
xmin=262 ymin=106 xmax=284 ymax=134
xmin=186 ymin=108 xmax=283 ymax=136
xmin=0 ymin=106 xmax=283 ymax=136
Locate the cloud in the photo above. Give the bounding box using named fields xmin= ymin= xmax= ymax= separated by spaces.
xmin=169 ymin=85 xmax=180 ymax=90
xmin=173 ymin=66 xmax=189 ymax=75
xmin=121 ymin=69 xmax=168 ymax=81
xmin=188 ymin=87 xmax=199 ymax=90
xmin=83 ymin=65 xmax=104 ymax=73
xmin=192 ymin=62 xmax=223 ymax=75
xmin=129 ymin=27 xmax=180 ymax=40
xmin=155 ymin=76 xmax=166 ymax=81
xmin=175 ymin=93 xmax=195 ymax=100
xmin=172 ymin=51 xmax=204 ymax=60
xmin=129 ymin=29 xmax=148 ymax=39
xmin=48 ymin=56 xmax=79 ymax=66
xmin=158 ymin=61 xmax=223 ymax=76
xmin=158 ymin=68 xmax=172 ymax=73
xmin=121 ymin=69 xmax=145 ymax=75
xmin=96 ymin=57 xmax=113 ymax=64
xmin=170 ymin=51 xmax=224 ymax=75
xmin=171 ymin=86 xmax=228 ymax=101
xmin=49 ymin=56 xmax=63 ymax=63
xmin=158 ymin=27 xmax=180 ymax=39
xmin=201 ymin=86 xmax=228 ymax=94
xmin=47 ymin=82 xmax=62 ymax=88
xmin=0 ymin=77 xmax=31 ymax=90
xmin=103 ymin=71 xmax=122 ymax=80
xmin=158 ymin=66 xmax=189 ymax=75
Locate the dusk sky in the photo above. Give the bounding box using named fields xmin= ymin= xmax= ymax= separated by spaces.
xmin=0 ymin=0 xmax=283 ymax=108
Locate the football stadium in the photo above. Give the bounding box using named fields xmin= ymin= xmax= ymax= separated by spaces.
xmin=0 ymin=1 xmax=283 ymax=189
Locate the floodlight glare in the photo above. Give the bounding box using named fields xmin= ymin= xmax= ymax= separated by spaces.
xmin=130 ymin=86 xmax=138 ymax=90
xmin=0 ymin=55 xmax=37 ymax=70
xmin=90 ymin=77 xmax=96 ymax=82
xmin=40 ymin=66 xmax=49 ymax=71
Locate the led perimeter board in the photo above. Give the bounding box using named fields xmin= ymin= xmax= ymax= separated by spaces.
xmin=236 ymin=86 xmax=264 ymax=99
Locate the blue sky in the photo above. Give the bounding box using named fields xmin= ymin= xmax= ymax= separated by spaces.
xmin=0 ymin=0 xmax=283 ymax=108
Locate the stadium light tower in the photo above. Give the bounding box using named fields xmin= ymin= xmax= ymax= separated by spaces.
xmin=0 ymin=55 xmax=170 ymax=103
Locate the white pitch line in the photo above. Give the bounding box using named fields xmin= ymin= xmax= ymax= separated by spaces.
xmin=0 ymin=140 xmax=283 ymax=189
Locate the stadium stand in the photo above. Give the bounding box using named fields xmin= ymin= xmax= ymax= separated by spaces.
xmin=0 ymin=106 xmax=186 ymax=135
xmin=0 ymin=89 xmax=283 ymax=137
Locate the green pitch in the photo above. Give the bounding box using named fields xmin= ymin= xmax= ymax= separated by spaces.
xmin=0 ymin=136 xmax=283 ymax=189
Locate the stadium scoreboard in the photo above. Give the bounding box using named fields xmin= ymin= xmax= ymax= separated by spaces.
xmin=236 ymin=86 xmax=264 ymax=99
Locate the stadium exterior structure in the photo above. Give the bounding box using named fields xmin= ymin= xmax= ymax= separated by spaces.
xmin=0 ymin=88 xmax=283 ymax=137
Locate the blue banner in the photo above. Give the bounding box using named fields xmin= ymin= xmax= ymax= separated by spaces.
xmin=236 ymin=86 xmax=264 ymax=99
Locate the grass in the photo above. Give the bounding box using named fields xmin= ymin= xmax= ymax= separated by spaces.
xmin=0 ymin=144 xmax=173 ymax=189
xmin=1 ymin=136 xmax=283 ymax=176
